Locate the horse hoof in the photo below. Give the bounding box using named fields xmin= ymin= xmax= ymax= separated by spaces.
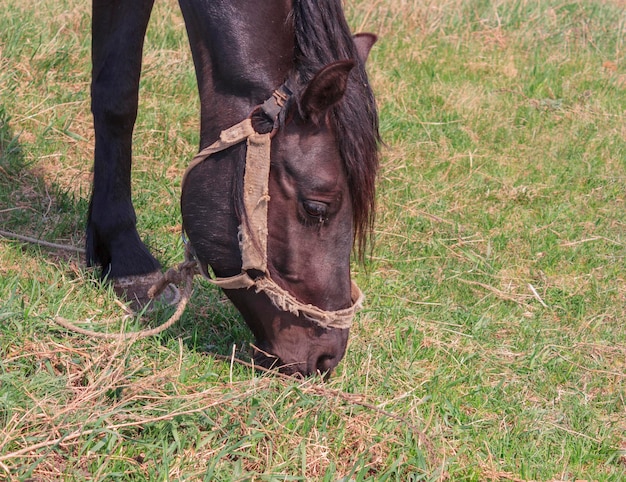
xmin=113 ymin=270 xmax=181 ymax=313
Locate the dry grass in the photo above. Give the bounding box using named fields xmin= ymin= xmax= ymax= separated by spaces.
xmin=0 ymin=336 xmax=436 ymax=480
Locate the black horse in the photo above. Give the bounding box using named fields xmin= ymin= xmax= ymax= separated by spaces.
xmin=87 ymin=0 xmax=379 ymax=376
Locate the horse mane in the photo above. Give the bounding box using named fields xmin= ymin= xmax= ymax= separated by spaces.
xmin=291 ymin=0 xmax=380 ymax=258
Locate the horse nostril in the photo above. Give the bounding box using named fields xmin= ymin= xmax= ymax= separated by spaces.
xmin=315 ymin=354 xmax=336 ymax=376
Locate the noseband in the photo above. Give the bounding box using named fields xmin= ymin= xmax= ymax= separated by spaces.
xmin=182 ymin=85 xmax=363 ymax=330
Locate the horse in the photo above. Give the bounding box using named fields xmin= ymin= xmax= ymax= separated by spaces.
xmin=87 ymin=0 xmax=379 ymax=376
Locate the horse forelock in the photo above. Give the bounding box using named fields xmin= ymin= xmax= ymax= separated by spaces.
xmin=291 ymin=0 xmax=380 ymax=258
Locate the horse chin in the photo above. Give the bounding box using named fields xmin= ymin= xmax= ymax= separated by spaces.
xmin=223 ymin=288 xmax=349 ymax=377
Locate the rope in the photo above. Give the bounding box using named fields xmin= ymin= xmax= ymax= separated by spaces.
xmin=1 ymin=227 xmax=196 ymax=339
xmin=53 ymin=260 xmax=198 ymax=340
xmin=0 ymin=229 xmax=85 ymax=254
xmin=254 ymin=277 xmax=363 ymax=330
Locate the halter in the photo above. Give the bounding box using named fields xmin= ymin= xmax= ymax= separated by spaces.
xmin=181 ymin=85 xmax=363 ymax=330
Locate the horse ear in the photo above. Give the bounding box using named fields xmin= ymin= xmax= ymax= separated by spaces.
xmin=353 ymin=33 xmax=377 ymax=63
xmin=299 ymin=60 xmax=355 ymax=122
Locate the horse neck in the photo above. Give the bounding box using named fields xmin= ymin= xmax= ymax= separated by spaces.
xmin=180 ymin=0 xmax=295 ymax=143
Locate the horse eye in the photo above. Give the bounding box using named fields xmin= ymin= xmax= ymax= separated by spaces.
xmin=302 ymin=200 xmax=328 ymax=220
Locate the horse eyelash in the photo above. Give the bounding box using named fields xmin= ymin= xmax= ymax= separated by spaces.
xmin=299 ymin=211 xmax=328 ymax=228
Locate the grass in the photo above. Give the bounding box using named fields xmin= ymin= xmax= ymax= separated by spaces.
xmin=1 ymin=0 xmax=625 ymax=480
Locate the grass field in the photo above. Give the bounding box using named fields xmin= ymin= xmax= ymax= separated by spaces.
xmin=1 ymin=0 xmax=625 ymax=480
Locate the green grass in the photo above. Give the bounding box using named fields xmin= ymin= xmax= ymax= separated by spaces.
xmin=1 ymin=0 xmax=625 ymax=480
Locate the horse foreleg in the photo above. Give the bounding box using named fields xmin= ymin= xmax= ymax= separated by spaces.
xmin=87 ymin=0 xmax=159 ymax=280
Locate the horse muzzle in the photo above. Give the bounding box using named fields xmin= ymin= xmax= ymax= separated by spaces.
xmin=224 ymin=287 xmax=350 ymax=376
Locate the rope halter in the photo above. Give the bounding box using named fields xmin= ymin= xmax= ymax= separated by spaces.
xmin=182 ymin=85 xmax=364 ymax=330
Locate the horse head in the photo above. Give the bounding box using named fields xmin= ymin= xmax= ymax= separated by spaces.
xmin=228 ymin=60 xmax=357 ymax=376
xmin=181 ymin=35 xmax=377 ymax=377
